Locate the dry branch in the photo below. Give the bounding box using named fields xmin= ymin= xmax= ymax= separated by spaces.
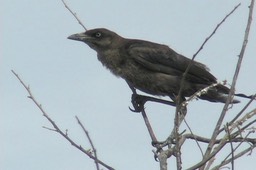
xmin=203 ymin=1 xmax=255 ymax=167
xmin=11 ymin=70 xmax=114 ymax=170
xmin=174 ymin=4 xmax=241 ymax=169
xmin=61 ymin=0 xmax=87 ymax=30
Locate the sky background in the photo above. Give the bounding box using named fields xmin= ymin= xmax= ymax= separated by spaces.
xmin=1 ymin=0 xmax=256 ymax=170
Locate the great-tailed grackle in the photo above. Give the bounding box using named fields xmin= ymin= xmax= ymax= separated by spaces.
xmin=68 ymin=28 xmax=251 ymax=104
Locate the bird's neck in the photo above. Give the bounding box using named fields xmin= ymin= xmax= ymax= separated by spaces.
xmin=97 ymin=47 xmax=126 ymax=77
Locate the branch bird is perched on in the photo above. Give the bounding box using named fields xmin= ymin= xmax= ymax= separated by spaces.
xmin=68 ymin=28 xmax=249 ymax=105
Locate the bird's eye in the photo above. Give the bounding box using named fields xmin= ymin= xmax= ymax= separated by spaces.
xmin=95 ymin=32 xmax=102 ymax=38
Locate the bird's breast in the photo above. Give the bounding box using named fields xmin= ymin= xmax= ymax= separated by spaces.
xmin=97 ymin=49 xmax=126 ymax=77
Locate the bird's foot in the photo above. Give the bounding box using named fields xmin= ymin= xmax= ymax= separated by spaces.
xmin=151 ymin=130 xmax=187 ymax=161
xmin=151 ymin=139 xmax=176 ymax=161
xmin=151 ymin=140 xmax=165 ymax=161
xmin=129 ymin=94 xmax=176 ymax=112
xmin=129 ymin=94 xmax=147 ymax=112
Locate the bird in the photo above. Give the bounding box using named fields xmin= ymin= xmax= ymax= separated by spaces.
xmin=67 ymin=28 xmax=252 ymax=105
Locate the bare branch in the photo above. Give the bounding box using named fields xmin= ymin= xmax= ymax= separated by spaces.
xmin=61 ymin=0 xmax=87 ymax=30
xmin=187 ymin=108 xmax=256 ymax=170
xmin=221 ymin=130 xmax=255 ymax=169
xmin=226 ymin=124 xmax=235 ymax=170
xmin=42 ymin=126 xmax=58 ymax=132
xmin=203 ymin=1 xmax=254 ymax=166
xmin=184 ymin=133 xmax=256 ymax=145
xmin=212 ymin=144 xmax=256 ymax=170
xmin=229 ymin=108 xmax=256 ymax=133
xmin=76 ymin=116 xmax=100 ymax=170
xmin=219 ymin=94 xmax=256 ymax=134
xmin=158 ymin=151 xmax=168 ymax=170
xmin=174 ymin=4 xmax=241 ymax=169
xmin=183 ymin=118 xmax=204 ymax=157
xmin=231 ymin=117 xmax=256 ymax=139
xmin=176 ymin=3 xmax=241 ymax=108
xmin=11 ymin=70 xmax=114 ymax=170
xmin=141 ymin=108 xmax=158 ymax=143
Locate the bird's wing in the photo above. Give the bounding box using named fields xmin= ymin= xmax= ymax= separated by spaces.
xmin=126 ymin=40 xmax=217 ymax=84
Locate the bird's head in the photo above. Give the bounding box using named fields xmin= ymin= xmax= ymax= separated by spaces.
xmin=68 ymin=28 xmax=122 ymax=52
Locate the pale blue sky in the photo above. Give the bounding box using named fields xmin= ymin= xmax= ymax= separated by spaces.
xmin=1 ymin=0 xmax=256 ymax=170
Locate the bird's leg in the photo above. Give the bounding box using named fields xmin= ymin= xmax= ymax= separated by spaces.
xmin=129 ymin=94 xmax=177 ymax=112
xmin=126 ymin=81 xmax=137 ymax=94
xmin=126 ymin=82 xmax=176 ymax=112
xmin=126 ymin=81 xmax=144 ymax=112
xmin=129 ymin=93 xmax=146 ymax=112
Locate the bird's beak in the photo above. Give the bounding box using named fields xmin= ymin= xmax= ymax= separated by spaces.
xmin=67 ymin=32 xmax=90 ymax=42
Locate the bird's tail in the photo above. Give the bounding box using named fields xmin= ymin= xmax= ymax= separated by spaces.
xmin=235 ymin=93 xmax=256 ymax=100
xmin=195 ymin=83 xmax=255 ymax=104
xmin=200 ymin=91 xmax=255 ymax=104
xmin=199 ymin=83 xmax=256 ymax=103
xmin=200 ymin=92 xmax=240 ymax=104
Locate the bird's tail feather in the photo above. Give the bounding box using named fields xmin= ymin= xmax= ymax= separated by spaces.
xmin=235 ymin=93 xmax=256 ymax=100
xmin=199 ymin=93 xmax=240 ymax=104
xmin=198 ymin=83 xmax=255 ymax=103
xmin=199 ymin=92 xmax=255 ymax=104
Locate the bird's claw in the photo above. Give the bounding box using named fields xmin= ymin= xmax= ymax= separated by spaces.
xmin=129 ymin=106 xmax=140 ymax=112
xmin=154 ymin=153 xmax=159 ymax=162
xmin=129 ymin=94 xmax=146 ymax=112
xmin=151 ymin=140 xmax=167 ymax=161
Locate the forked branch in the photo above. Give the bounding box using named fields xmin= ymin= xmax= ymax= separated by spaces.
xmin=11 ymin=70 xmax=114 ymax=170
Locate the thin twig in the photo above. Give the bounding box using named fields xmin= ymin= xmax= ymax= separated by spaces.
xmin=126 ymin=83 xmax=158 ymax=143
xmin=61 ymin=0 xmax=87 ymax=30
xmin=187 ymin=109 xmax=256 ymax=170
xmin=231 ymin=116 xmax=256 ymax=140
xmin=219 ymin=94 xmax=256 ymax=134
xmin=11 ymin=70 xmax=114 ymax=170
xmin=229 ymin=108 xmax=256 ymax=134
xmin=177 ymin=3 xmax=241 ymax=109
xmin=212 ymin=144 xmax=256 ymax=170
xmin=42 ymin=126 xmax=58 ymax=132
xmin=140 ymin=108 xmax=158 ymax=143
xmin=183 ymin=134 xmax=256 ymax=145
xmin=203 ymin=1 xmax=253 ymax=166
xmin=226 ymin=123 xmax=235 ymax=170
xmin=188 ymin=139 xmax=227 ymax=170
xmin=76 ymin=116 xmax=100 ymax=170
xmin=183 ymin=118 xmax=204 ymax=157
xmin=174 ymin=4 xmax=241 ymax=169
xmin=221 ymin=130 xmax=254 ymax=168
